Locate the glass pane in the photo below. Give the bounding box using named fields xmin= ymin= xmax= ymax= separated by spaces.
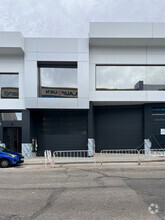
xmin=117 ymin=66 xmax=145 ymax=89
xmin=96 ymin=66 xmax=165 ymax=91
xmin=145 ymin=66 xmax=165 ymax=90
xmin=96 ymin=66 xmax=118 ymax=89
xmin=1 ymin=112 xmax=22 ymax=121
xmin=40 ymin=68 xmax=78 ymax=98
xmin=0 ymin=74 xmax=19 ymax=98
xmin=40 ymin=68 xmax=77 ymax=88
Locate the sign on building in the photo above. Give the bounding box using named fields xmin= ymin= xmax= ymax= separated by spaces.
xmin=1 ymin=87 xmax=19 ymax=98
xmin=160 ymin=128 xmax=165 ymax=135
xmin=41 ymin=87 xmax=78 ymax=98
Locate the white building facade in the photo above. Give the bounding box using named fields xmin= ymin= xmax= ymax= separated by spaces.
xmin=1 ymin=22 xmax=165 ymax=156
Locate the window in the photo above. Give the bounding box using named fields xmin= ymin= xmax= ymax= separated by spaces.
xmin=0 ymin=73 xmax=19 ymax=99
xmin=96 ymin=65 xmax=165 ymax=91
xmin=38 ymin=62 xmax=78 ymax=98
xmin=0 ymin=112 xmax=22 ymax=121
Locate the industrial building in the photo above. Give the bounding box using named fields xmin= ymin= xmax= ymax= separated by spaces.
xmin=0 ymin=22 xmax=165 ymax=157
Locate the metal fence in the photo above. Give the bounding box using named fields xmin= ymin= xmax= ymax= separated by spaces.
xmin=138 ymin=149 xmax=165 ymax=164
xmin=44 ymin=150 xmax=55 ymax=168
xmin=49 ymin=148 xmax=165 ymax=166
xmin=100 ymin=149 xmax=139 ymax=165
xmin=53 ymin=150 xmax=96 ymax=164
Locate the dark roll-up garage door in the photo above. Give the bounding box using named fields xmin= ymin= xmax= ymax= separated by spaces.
xmin=31 ymin=110 xmax=88 ymax=155
xmin=95 ymin=105 xmax=143 ymax=152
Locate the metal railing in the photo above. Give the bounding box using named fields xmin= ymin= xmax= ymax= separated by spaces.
xmin=44 ymin=150 xmax=55 ymax=168
xmin=50 ymin=148 xmax=165 ymax=166
xmin=100 ymin=149 xmax=139 ymax=165
xmin=53 ymin=150 xmax=96 ymax=164
xmin=138 ymin=149 xmax=165 ymax=164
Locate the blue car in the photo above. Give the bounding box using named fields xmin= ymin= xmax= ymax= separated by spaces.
xmin=0 ymin=146 xmax=24 ymax=168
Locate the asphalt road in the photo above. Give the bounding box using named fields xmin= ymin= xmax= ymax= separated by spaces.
xmin=0 ymin=162 xmax=165 ymax=220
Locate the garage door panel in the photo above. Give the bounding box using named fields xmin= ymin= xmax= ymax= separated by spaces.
xmin=95 ymin=106 xmax=143 ymax=152
xmin=31 ymin=110 xmax=88 ymax=156
xmin=38 ymin=134 xmax=87 ymax=155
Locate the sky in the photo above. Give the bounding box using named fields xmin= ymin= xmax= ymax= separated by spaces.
xmin=0 ymin=0 xmax=165 ymax=37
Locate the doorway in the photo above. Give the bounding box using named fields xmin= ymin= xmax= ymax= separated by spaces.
xmin=3 ymin=127 xmax=22 ymax=152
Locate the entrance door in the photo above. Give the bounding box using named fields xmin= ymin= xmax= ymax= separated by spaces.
xmin=3 ymin=128 xmax=22 ymax=152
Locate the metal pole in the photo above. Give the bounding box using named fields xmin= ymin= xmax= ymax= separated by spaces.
xmin=138 ymin=150 xmax=141 ymax=165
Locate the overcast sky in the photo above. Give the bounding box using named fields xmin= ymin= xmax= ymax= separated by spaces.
xmin=0 ymin=0 xmax=165 ymax=37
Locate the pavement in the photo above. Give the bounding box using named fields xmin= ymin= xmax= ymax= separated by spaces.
xmin=0 ymin=160 xmax=165 ymax=219
xmin=24 ymin=154 xmax=165 ymax=166
xmin=24 ymin=157 xmax=45 ymax=165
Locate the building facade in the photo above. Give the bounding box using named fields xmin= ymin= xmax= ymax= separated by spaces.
xmin=0 ymin=22 xmax=165 ymax=157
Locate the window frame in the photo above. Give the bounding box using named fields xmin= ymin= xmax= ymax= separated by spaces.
xmin=95 ymin=64 xmax=165 ymax=91
xmin=38 ymin=61 xmax=78 ymax=98
xmin=0 ymin=72 xmax=19 ymax=99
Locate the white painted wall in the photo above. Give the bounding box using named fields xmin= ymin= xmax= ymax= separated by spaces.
xmin=0 ymin=54 xmax=25 ymax=110
xmin=89 ymin=22 xmax=165 ymax=104
xmin=89 ymin=22 xmax=165 ymax=40
xmin=90 ymin=22 xmax=153 ymax=38
xmin=2 ymin=23 xmax=165 ymax=110
xmin=24 ymin=37 xmax=89 ymax=109
xmin=0 ymin=32 xmax=24 ymax=53
xmin=89 ymin=45 xmax=165 ymax=103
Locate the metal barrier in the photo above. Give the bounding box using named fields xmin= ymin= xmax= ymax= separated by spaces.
xmin=52 ymin=148 xmax=165 ymax=165
xmin=100 ymin=149 xmax=139 ymax=165
xmin=44 ymin=150 xmax=55 ymax=168
xmin=53 ymin=150 xmax=96 ymax=164
xmin=138 ymin=149 xmax=165 ymax=164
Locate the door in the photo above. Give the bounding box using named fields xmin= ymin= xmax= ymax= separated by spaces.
xmin=3 ymin=127 xmax=22 ymax=152
xmin=95 ymin=106 xmax=143 ymax=152
xmin=32 ymin=110 xmax=88 ymax=155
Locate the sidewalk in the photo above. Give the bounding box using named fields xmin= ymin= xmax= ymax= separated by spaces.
xmin=24 ymin=155 xmax=165 ymax=166
xmin=24 ymin=157 xmax=45 ymax=165
xmin=24 ymin=156 xmax=138 ymax=166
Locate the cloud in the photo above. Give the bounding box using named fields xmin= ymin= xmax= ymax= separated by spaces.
xmin=0 ymin=0 xmax=165 ymax=37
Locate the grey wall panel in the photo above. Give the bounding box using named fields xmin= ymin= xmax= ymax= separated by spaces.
xmin=22 ymin=110 xmax=31 ymax=143
xmin=95 ymin=105 xmax=144 ymax=152
xmin=144 ymin=103 xmax=165 ymax=148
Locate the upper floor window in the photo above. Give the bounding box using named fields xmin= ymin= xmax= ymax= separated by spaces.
xmin=38 ymin=62 xmax=78 ymax=98
xmin=96 ymin=65 xmax=165 ymax=91
xmin=0 ymin=73 xmax=19 ymax=99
